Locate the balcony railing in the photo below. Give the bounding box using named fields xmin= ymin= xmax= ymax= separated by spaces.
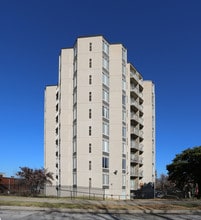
xmin=131 ymin=141 xmax=144 ymax=152
xmin=138 ymin=91 xmax=143 ymax=98
xmin=130 ymin=169 xmax=143 ymax=177
xmin=139 ymin=143 xmax=144 ymax=152
xmin=130 ymin=71 xmax=139 ymax=82
xmin=130 ymin=154 xmax=139 ymax=163
xmin=130 ymin=85 xmax=139 ymax=94
xmin=130 ymin=99 xmax=144 ymax=113
xmin=138 ymin=117 xmax=144 ymax=125
xmin=130 ymin=154 xmax=143 ymax=164
xmin=130 ymin=99 xmax=138 ymax=107
xmin=130 ymin=127 xmax=144 ymax=138
xmin=130 ymin=169 xmax=138 ymax=176
xmin=130 ymin=126 xmax=139 ymax=136
xmin=131 ymin=141 xmax=137 ymax=148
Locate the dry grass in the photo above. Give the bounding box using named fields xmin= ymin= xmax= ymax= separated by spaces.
xmin=0 ymin=196 xmax=201 ymax=211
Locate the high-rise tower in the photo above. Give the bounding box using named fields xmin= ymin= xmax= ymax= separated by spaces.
xmin=44 ymin=36 xmax=155 ymax=199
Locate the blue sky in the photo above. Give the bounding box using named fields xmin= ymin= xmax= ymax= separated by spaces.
xmin=1 ymin=0 xmax=201 ymax=177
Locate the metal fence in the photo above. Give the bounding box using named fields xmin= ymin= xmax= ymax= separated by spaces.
xmin=0 ymin=183 xmax=32 ymax=196
xmin=45 ymin=185 xmax=130 ymax=200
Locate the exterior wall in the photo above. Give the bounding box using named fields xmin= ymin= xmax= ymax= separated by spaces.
xmin=44 ymin=85 xmax=57 ymax=188
xmin=75 ymin=37 xmax=103 ymax=189
xmin=59 ymin=48 xmax=74 ymax=188
xmin=109 ymin=44 xmax=128 ymax=197
xmin=44 ymin=35 xmax=155 ymax=199
xmin=142 ymin=81 xmax=156 ymax=184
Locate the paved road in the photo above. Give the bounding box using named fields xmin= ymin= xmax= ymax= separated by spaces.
xmin=0 ymin=209 xmax=201 ymax=220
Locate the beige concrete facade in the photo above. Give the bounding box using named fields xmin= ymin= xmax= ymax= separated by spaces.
xmin=142 ymin=81 xmax=156 ymax=184
xmin=44 ymin=36 xmax=155 ymax=199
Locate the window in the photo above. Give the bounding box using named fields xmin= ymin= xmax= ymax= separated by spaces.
xmin=103 ymin=173 xmax=109 ymax=185
xmin=122 ymin=48 xmax=127 ymax=62
xmin=89 ymin=161 xmax=92 ymax=170
xmin=89 ymin=126 xmax=92 ymax=136
xmin=73 ymin=139 xmax=76 ymax=153
xmin=89 ymin=92 xmax=92 ymax=101
xmin=89 ymin=75 xmax=92 ymax=84
xmin=102 ymin=157 xmax=109 ymax=169
xmin=103 ymin=56 xmax=109 ymax=70
xmin=122 ymin=126 xmax=126 ymax=138
xmin=122 ymin=159 xmax=126 ymax=170
xmin=56 ymin=116 xmax=58 ymax=123
xmin=122 ymin=110 xmax=126 ymax=122
xmin=73 ymin=122 xmax=76 ymax=136
xmin=73 ymin=173 xmax=77 ymax=185
xmin=122 ymin=78 xmax=126 ymax=91
xmin=73 ymin=107 xmax=77 ymax=120
xmin=89 ymin=178 xmax=92 ymax=188
xmin=73 ymin=156 xmax=77 ymax=169
xmin=89 ymin=143 xmax=92 ymax=153
xmin=102 ymin=139 xmax=109 ymax=153
xmin=103 ymin=122 xmax=109 ymax=136
xmin=55 ymin=127 xmax=58 ymax=135
xmin=73 ymin=75 xmax=77 ymax=88
xmin=102 ymin=89 xmax=109 ymax=102
xmin=56 ymin=104 xmax=59 ymax=112
xmin=122 ymin=64 xmax=126 ymax=76
xmin=89 ymin=58 xmax=92 ymax=68
xmin=102 ymin=106 xmax=109 ymax=119
xmin=89 ymin=42 xmax=92 ymax=51
xmin=56 ymin=92 xmax=59 ymax=100
xmin=56 ymin=163 xmax=58 ymax=168
xmin=73 ymin=92 xmax=77 ymax=104
xmin=102 ymin=41 xmax=109 ymax=55
xmin=122 ymin=95 xmax=126 ymax=105
xmin=102 ymin=72 xmax=109 ymax=87
xmin=130 ymin=180 xmax=134 ymax=189
xmin=89 ymin=109 xmax=92 ymax=119
xmin=122 ymin=142 xmax=126 ymax=155
xmin=74 ymin=59 xmax=77 ymax=72
xmin=122 ymin=175 xmax=126 ymax=187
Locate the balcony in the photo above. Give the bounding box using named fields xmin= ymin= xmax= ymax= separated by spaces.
xmin=130 ymin=99 xmax=144 ymax=113
xmin=138 ymin=117 xmax=144 ymax=125
xmin=139 ymin=170 xmax=143 ymax=177
xmin=130 ymin=113 xmax=138 ymax=122
xmin=130 ymin=154 xmax=143 ymax=164
xmin=130 ymin=126 xmax=143 ymax=138
xmin=138 ymin=91 xmax=143 ymax=98
xmin=130 ymin=169 xmax=138 ymax=177
xmin=130 ymin=99 xmax=138 ymax=107
xmin=139 ymin=143 xmax=144 ymax=152
xmin=131 ymin=141 xmax=144 ymax=152
xmin=130 ymin=169 xmax=143 ymax=178
xmin=131 ymin=141 xmax=138 ymax=149
xmin=138 ymin=104 xmax=143 ymax=112
xmin=130 ymin=85 xmax=139 ymax=95
xmin=139 ymin=130 xmax=144 ymax=138
xmin=130 ymin=126 xmax=139 ymax=136
xmin=130 ymin=71 xmax=139 ymax=82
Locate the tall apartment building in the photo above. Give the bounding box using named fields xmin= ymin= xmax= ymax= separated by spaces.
xmin=44 ymin=35 xmax=155 ymax=199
